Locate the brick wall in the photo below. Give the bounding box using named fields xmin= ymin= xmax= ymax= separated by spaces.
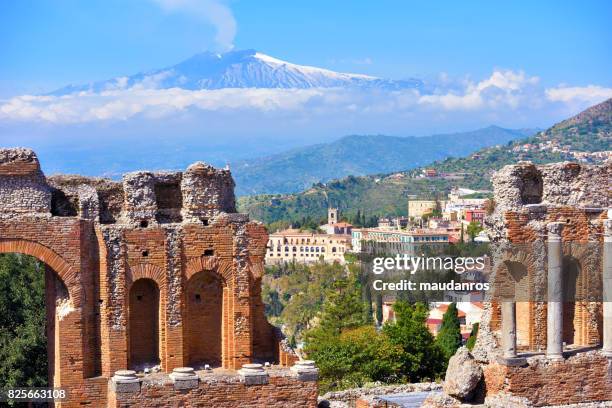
xmin=109 ymin=373 xmax=318 ymax=408
xmin=185 ymin=271 xmax=224 ymax=366
xmin=483 ymin=352 xmax=612 ymax=406
xmin=0 ymin=148 xmax=303 ymax=407
xmin=485 ymin=205 xmax=607 ymax=352
xmin=128 ymin=278 xmax=160 ymax=368
xmin=472 ymin=161 xmax=611 ymax=406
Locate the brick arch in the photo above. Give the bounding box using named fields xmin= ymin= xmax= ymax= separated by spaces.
xmin=559 ymin=248 xmax=600 ymax=347
xmin=493 ymin=261 xmax=533 ymax=300
xmin=185 ymin=256 xmax=233 ymax=283
xmin=563 ymin=242 xmax=602 ymax=292
xmin=127 ymin=263 xmax=167 ymax=290
xmin=0 ymin=238 xmax=79 ymax=305
xmin=184 ymin=257 xmax=235 ymax=368
xmin=492 ymin=246 xmax=541 ymax=350
xmin=126 ymin=263 xmax=167 ymax=370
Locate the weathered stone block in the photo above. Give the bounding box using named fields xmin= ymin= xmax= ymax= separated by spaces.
xmin=291 ymin=360 xmax=319 ymax=381
xmin=239 ymin=363 xmax=269 ymax=385
xmin=111 ymin=370 xmax=141 ymax=393
xmin=0 ymin=148 xmax=51 ymax=216
xmin=496 ymin=356 xmax=527 ymax=367
xmin=443 ymin=347 xmax=483 ymax=401
xmin=169 ymin=367 xmax=199 ymax=390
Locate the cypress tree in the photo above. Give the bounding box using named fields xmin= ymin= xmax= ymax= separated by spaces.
xmin=375 ymin=293 xmax=383 ymax=325
xmin=466 ymin=322 xmax=479 ymax=350
xmin=435 ymin=302 xmax=463 ymax=360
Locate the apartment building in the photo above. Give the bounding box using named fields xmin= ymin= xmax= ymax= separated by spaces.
xmin=351 ymin=227 xmax=449 ymax=252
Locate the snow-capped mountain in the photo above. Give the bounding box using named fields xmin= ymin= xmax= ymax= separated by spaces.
xmin=50 ymin=49 xmax=422 ymax=95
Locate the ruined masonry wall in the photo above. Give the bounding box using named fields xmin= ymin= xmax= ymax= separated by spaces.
xmin=108 ymin=373 xmax=318 ymax=408
xmin=483 ymin=351 xmax=612 ymax=407
xmin=471 ymin=160 xmax=611 ymax=407
xmin=0 ymin=148 xmax=310 ymax=408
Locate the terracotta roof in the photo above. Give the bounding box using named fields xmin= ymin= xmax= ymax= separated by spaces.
xmin=436 ymin=304 xmax=466 ymax=318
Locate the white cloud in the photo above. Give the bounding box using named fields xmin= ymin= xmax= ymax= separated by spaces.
xmin=545 ymin=85 xmax=612 ymax=104
xmin=0 ymin=69 xmax=608 ymax=126
xmin=153 ymin=0 xmax=236 ymax=50
xmin=475 ymin=70 xmax=539 ymax=92
xmin=418 ymin=70 xmax=540 ymax=111
xmin=418 ymin=91 xmax=483 ymax=110
xmin=0 ymin=88 xmax=328 ymax=124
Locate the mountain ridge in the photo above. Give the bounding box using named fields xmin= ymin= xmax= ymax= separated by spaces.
xmin=233 ymin=125 xmax=538 ymax=195
xmin=50 ymin=49 xmax=422 ymax=95
xmin=237 ymin=98 xmax=612 ymax=224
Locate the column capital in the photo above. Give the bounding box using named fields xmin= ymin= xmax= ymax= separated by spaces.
xmin=547 ymin=222 xmax=564 ymax=241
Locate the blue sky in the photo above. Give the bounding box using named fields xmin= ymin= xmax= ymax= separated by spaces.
xmin=0 ymin=0 xmax=611 ymax=176
xmin=1 ymin=0 xmax=610 ymax=95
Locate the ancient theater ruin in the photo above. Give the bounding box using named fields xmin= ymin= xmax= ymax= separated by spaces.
xmin=441 ymin=161 xmax=612 ymax=407
xmin=0 ymin=148 xmax=318 ymax=407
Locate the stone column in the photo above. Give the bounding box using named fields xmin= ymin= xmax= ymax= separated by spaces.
xmin=290 ymin=360 xmax=319 ymax=382
xmin=547 ymin=222 xmax=564 ymax=361
xmin=169 ymin=367 xmax=199 ymax=390
xmin=501 ymin=301 xmax=518 ymax=358
xmin=603 ymin=220 xmax=612 ymax=357
xmin=238 ymin=363 xmax=268 ymax=385
xmin=110 ymin=370 xmax=141 ymax=393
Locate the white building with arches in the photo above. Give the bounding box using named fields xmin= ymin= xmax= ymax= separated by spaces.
xmin=265 ymin=228 xmax=351 ymax=265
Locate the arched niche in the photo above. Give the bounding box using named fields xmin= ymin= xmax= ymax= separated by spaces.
xmin=128 ymin=278 xmax=161 ymax=369
xmin=185 ymin=270 xmax=226 ymax=368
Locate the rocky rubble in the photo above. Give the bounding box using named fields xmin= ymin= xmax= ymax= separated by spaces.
xmin=318 ymin=382 xmax=441 ymax=407
xmin=442 ymin=347 xmax=483 ymax=401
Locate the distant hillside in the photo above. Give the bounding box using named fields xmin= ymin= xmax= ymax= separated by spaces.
xmin=238 ymin=98 xmax=612 ymax=224
xmin=233 ymin=126 xmax=536 ymax=195
xmin=528 ymin=97 xmax=611 ymax=151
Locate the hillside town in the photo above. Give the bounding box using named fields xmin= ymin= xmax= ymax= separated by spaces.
xmin=264 ymin=186 xmax=491 ymax=342
xmin=265 ymin=186 xmax=489 ymax=265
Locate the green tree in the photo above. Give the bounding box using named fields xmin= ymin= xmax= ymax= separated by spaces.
xmin=467 ymin=221 xmax=484 ymax=242
xmin=0 ymin=254 xmax=48 ymax=390
xmin=308 ymin=326 xmax=404 ymax=392
xmin=383 ymin=301 xmax=445 ymax=382
xmin=352 ymin=209 xmax=362 ymax=227
xmin=304 ymin=272 xmax=366 ymax=349
xmin=275 ymin=262 xmax=345 ymax=339
xmin=375 ymin=293 xmax=383 ymax=325
xmin=435 ymin=302 xmax=463 ymax=360
xmin=466 ymin=322 xmax=479 ymax=351
xmin=431 ymin=196 xmax=443 ymax=217
xmin=262 ymin=287 xmax=283 ymax=317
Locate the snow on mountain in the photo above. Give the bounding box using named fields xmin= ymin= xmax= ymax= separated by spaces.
xmin=50 ymin=49 xmax=422 ymax=95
